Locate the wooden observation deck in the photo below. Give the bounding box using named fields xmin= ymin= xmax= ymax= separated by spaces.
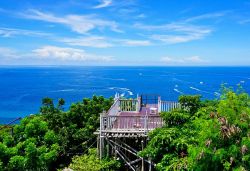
xmin=100 ymin=94 xmax=180 ymax=136
xmin=98 ymin=94 xmax=180 ymax=170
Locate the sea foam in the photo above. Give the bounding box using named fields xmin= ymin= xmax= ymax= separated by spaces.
xmin=174 ymin=88 xmax=183 ymax=94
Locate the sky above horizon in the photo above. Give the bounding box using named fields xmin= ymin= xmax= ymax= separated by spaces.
xmin=0 ymin=0 xmax=250 ymax=66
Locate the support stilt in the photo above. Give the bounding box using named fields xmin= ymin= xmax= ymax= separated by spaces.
xmin=149 ymin=157 xmax=152 ymax=171
xmin=141 ymin=140 xmax=144 ymax=171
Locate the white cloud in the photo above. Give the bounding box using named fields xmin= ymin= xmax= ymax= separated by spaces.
xmin=135 ymin=23 xmax=212 ymax=44
xmin=93 ymin=0 xmax=112 ymax=9
xmin=58 ymin=35 xmax=152 ymax=47
xmin=134 ymin=23 xmax=204 ymax=32
xmin=59 ymin=36 xmax=113 ymax=48
xmin=0 ymin=27 xmax=51 ymax=37
xmin=116 ymin=39 xmax=151 ymax=46
xmin=133 ymin=11 xmax=226 ymax=44
xmin=239 ymin=19 xmax=250 ymax=24
xmin=151 ymin=31 xmax=210 ymax=44
xmin=32 ymin=46 xmax=113 ymax=61
xmin=161 ymin=56 xmax=207 ymax=64
xmin=185 ymin=56 xmax=206 ymax=62
xmin=136 ymin=14 xmax=146 ymax=19
xmin=21 ymin=9 xmax=121 ymax=34
xmin=0 ymin=47 xmax=18 ymax=58
xmin=161 ymin=57 xmax=184 ymax=63
xmin=184 ymin=11 xmax=228 ymax=22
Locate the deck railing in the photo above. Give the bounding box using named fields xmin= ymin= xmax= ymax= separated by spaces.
xmin=107 ymin=98 xmax=120 ymax=116
xmin=159 ymin=101 xmax=180 ymax=112
xmin=101 ymin=115 xmax=164 ymax=132
xmin=119 ymin=99 xmax=139 ymax=112
xmin=102 ymin=97 xmax=179 ymax=133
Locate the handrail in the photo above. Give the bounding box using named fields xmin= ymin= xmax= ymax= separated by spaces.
xmin=103 ymin=97 xmax=179 ymax=132
xmin=101 ymin=115 xmax=163 ymax=132
xmin=107 ymin=98 xmax=120 ymax=116
xmin=119 ymin=99 xmax=138 ymax=112
xmin=159 ymin=101 xmax=180 ymax=112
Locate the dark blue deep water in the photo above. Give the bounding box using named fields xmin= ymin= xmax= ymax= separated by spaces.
xmin=0 ymin=66 xmax=250 ymax=123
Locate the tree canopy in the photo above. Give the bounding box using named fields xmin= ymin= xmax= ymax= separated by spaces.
xmin=140 ymin=88 xmax=250 ymax=171
xmin=0 ymin=95 xmax=114 ymax=170
xmin=0 ymin=88 xmax=249 ymax=170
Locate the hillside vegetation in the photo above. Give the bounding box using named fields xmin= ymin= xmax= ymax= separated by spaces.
xmin=0 ymin=87 xmax=249 ymax=170
xmin=0 ymin=96 xmax=119 ymax=170
xmin=140 ymin=87 xmax=250 ymax=171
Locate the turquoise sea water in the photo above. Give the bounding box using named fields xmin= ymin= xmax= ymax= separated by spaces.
xmin=0 ymin=66 xmax=250 ymax=123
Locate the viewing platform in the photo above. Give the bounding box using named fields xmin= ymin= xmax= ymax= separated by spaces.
xmin=98 ymin=94 xmax=180 ymax=170
xmin=100 ymin=94 xmax=180 ymax=137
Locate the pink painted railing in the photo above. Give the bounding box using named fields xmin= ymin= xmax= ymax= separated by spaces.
xmin=107 ymin=98 xmax=120 ymax=116
xmin=101 ymin=115 xmax=164 ymax=132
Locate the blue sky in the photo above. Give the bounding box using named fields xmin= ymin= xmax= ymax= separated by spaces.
xmin=0 ymin=0 xmax=250 ymax=66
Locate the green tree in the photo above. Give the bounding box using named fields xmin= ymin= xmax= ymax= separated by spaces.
xmin=0 ymin=95 xmax=114 ymax=170
xmin=0 ymin=115 xmax=60 ymax=170
xmin=40 ymin=96 xmax=113 ymax=168
xmin=188 ymin=90 xmax=250 ymax=170
xmin=64 ymin=148 xmax=120 ymax=171
xmin=141 ymin=89 xmax=250 ymax=171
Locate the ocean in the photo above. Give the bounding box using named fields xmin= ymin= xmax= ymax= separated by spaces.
xmin=0 ymin=66 xmax=250 ymax=124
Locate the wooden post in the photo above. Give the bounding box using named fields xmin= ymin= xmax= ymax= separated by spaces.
xmin=99 ymin=113 xmax=102 ymax=159
xmin=137 ymin=95 xmax=141 ymax=112
xmin=99 ymin=112 xmax=105 ymax=159
xmin=158 ymin=96 xmax=161 ymax=113
xmin=106 ymin=143 xmax=110 ymax=157
xmin=97 ymin=135 xmax=100 ymax=157
xmin=149 ymin=157 xmax=152 ymax=171
xmin=141 ymin=140 xmax=144 ymax=171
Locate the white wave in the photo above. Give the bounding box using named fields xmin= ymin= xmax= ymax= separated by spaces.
xmin=172 ymin=78 xmax=183 ymax=82
xmin=200 ymin=81 xmax=204 ymax=85
xmin=127 ymin=91 xmax=134 ymax=96
xmin=190 ymin=86 xmax=214 ymax=95
xmin=109 ymin=87 xmax=134 ymax=97
xmin=109 ymin=87 xmax=130 ymax=91
xmin=175 ymin=84 xmax=178 ymax=88
xmin=214 ymin=92 xmax=221 ymax=96
xmin=51 ymin=89 xmax=75 ymax=92
xmin=104 ymin=78 xmax=126 ymax=81
xmin=116 ymin=78 xmax=126 ymax=81
xmin=240 ymin=80 xmax=245 ymax=84
xmin=190 ymin=86 xmax=202 ymax=92
xmin=174 ymin=88 xmax=183 ymax=94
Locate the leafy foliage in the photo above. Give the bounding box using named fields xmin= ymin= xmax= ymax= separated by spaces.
xmin=64 ymin=148 xmax=120 ymax=171
xmin=141 ymin=89 xmax=250 ymax=171
xmin=0 ymin=95 xmax=114 ymax=170
xmin=179 ymin=95 xmax=201 ymax=114
xmin=0 ymin=115 xmax=60 ymax=170
xmin=1 ymin=89 xmax=249 ymax=170
xmin=40 ymin=95 xmax=113 ymax=167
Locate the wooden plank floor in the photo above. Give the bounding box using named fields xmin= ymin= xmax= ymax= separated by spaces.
xmin=111 ymin=104 xmax=162 ymax=130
